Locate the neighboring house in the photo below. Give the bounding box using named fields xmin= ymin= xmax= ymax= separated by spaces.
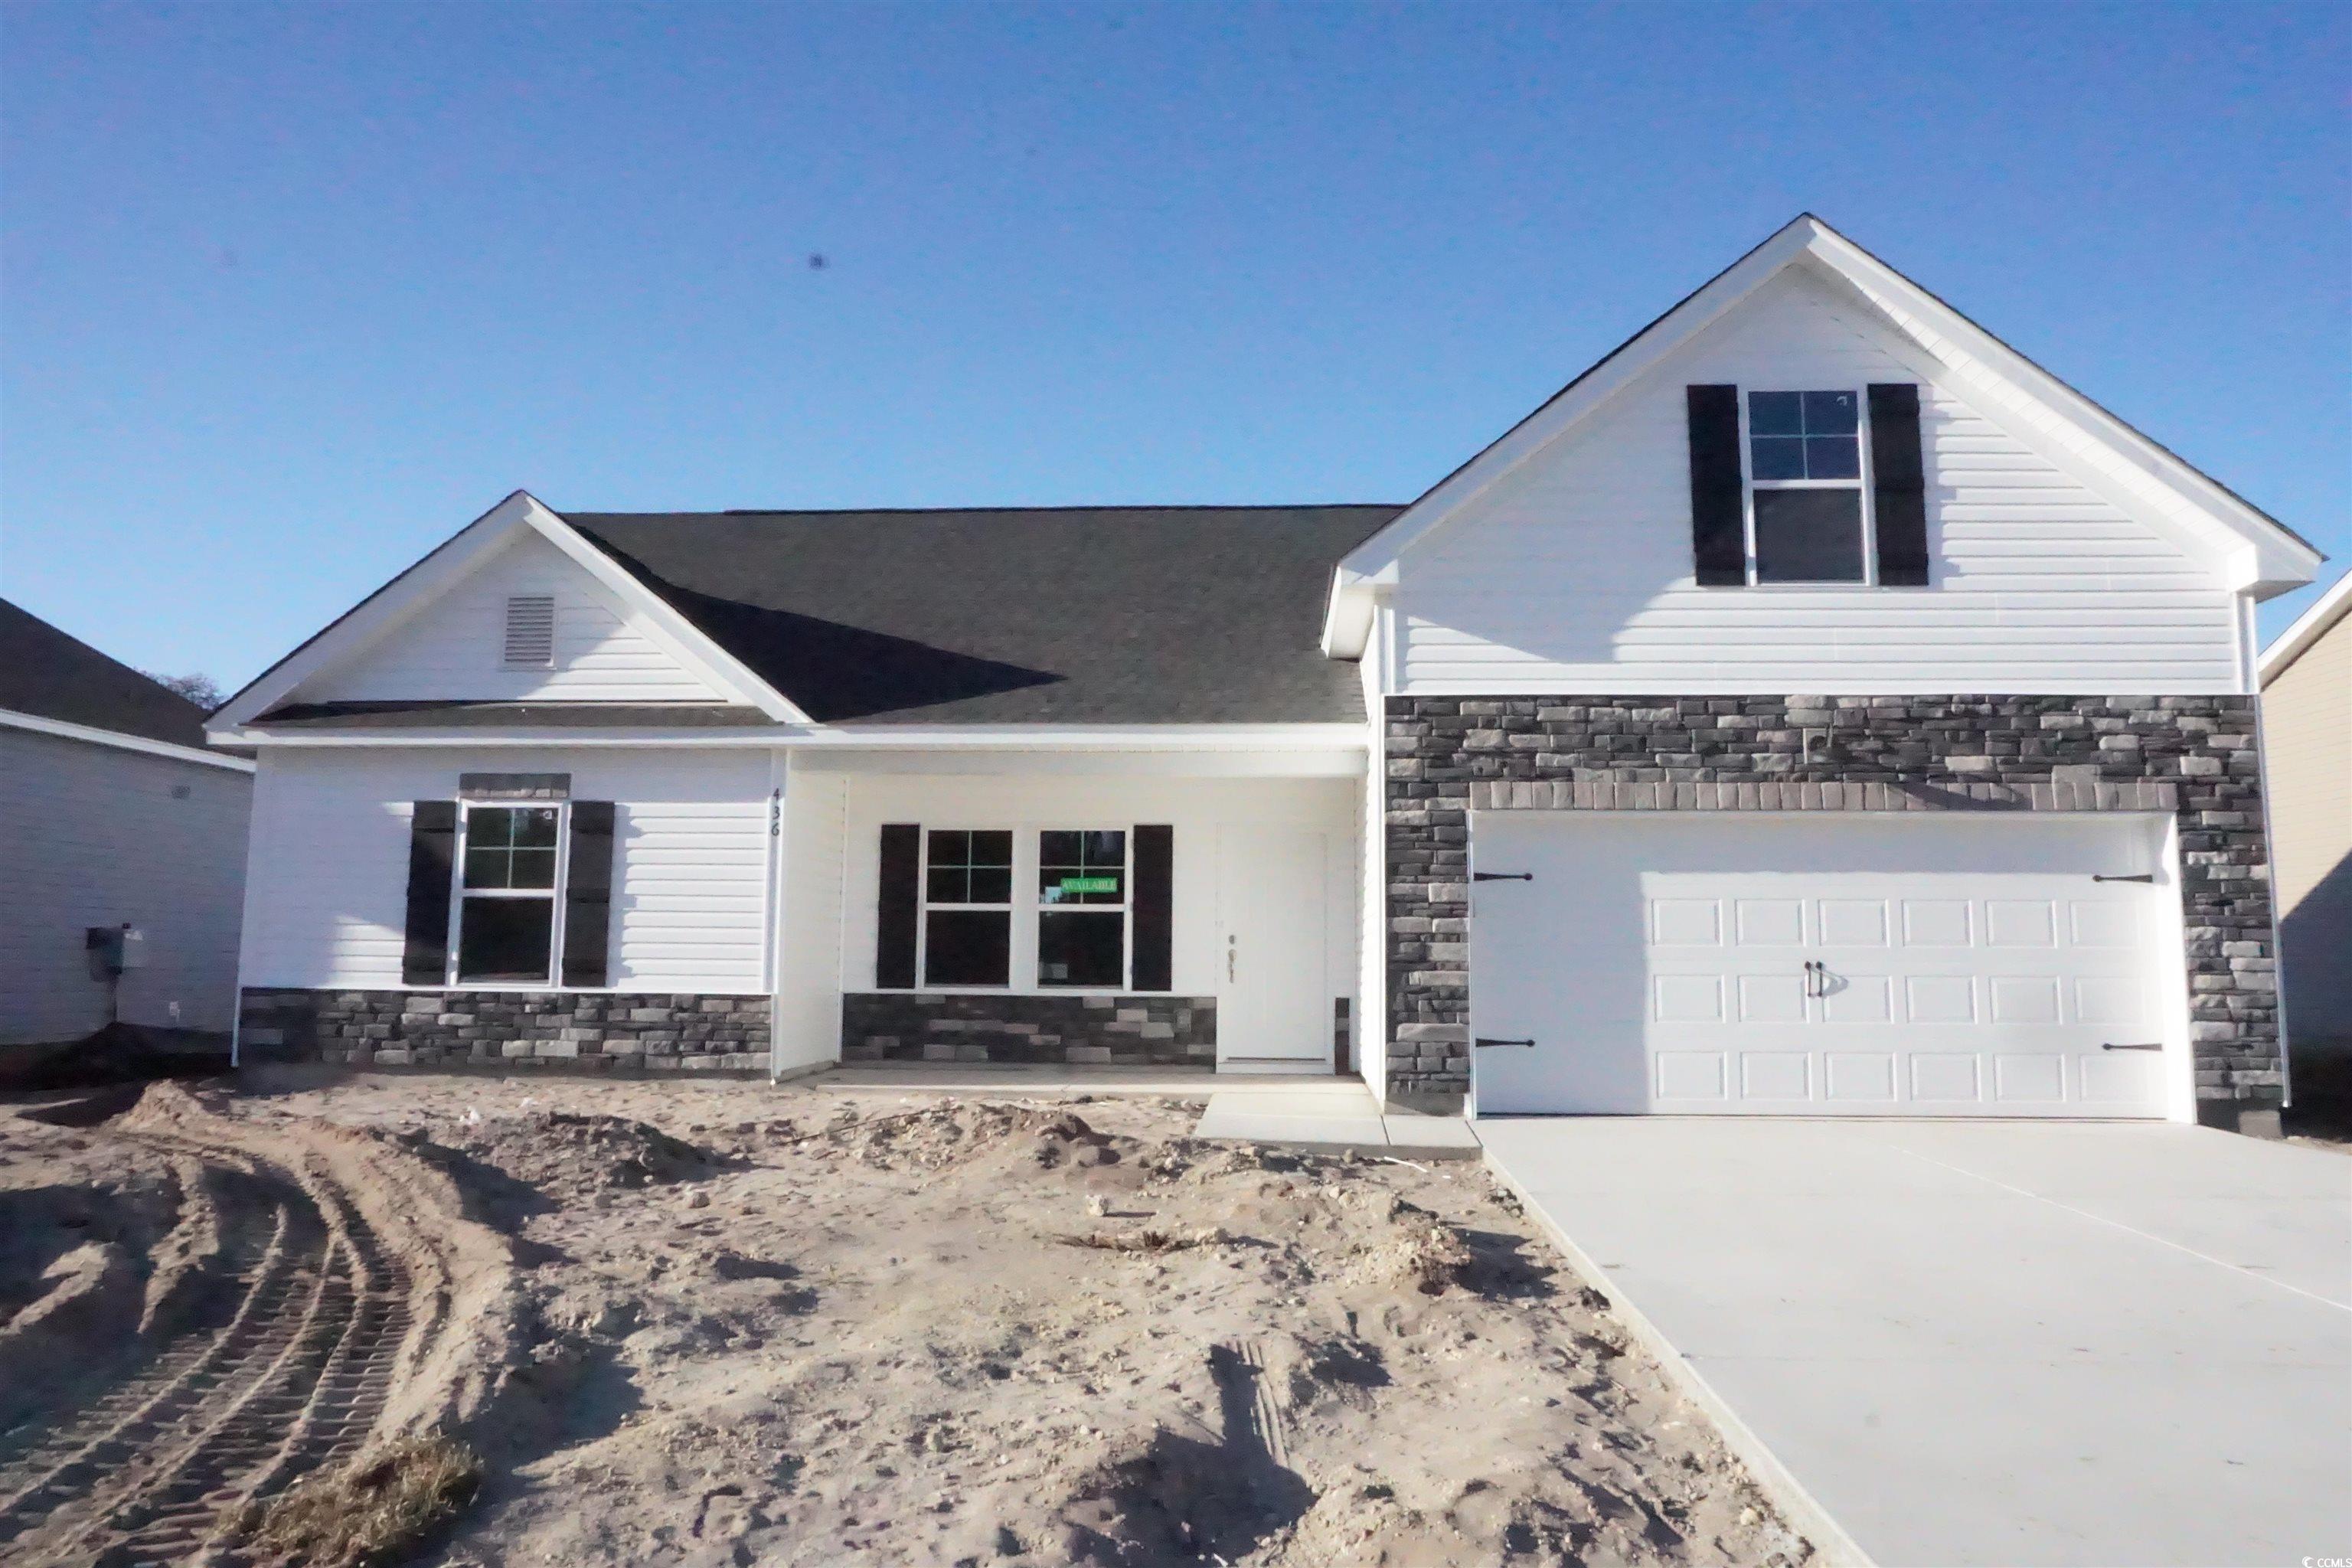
xmin=2259 ymin=570 xmax=2351 ymax=1063
xmin=1 ymin=599 xmax=255 ymax=1050
xmin=208 ymin=215 xmax=2321 ymax=1135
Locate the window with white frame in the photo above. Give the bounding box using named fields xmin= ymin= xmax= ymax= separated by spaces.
xmin=906 ymin=827 xmax=1135 ymax=991
xmin=1746 ymin=390 xmax=1869 ymax=584
xmin=921 ymin=830 xmax=1013 ymax=987
xmin=1037 ymin=830 xmax=1127 ymax=988
xmin=455 ymin=803 xmax=564 ymax=982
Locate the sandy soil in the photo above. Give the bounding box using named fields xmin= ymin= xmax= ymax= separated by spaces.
xmin=2 ymin=1070 xmax=1811 ymax=1567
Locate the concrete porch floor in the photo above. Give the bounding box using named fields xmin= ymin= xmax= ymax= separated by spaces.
xmin=815 ymin=1063 xmax=1256 ymax=1096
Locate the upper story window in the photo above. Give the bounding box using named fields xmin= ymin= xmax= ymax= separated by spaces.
xmin=1746 ymin=390 xmax=1867 ymax=584
xmin=502 ymin=595 xmax=556 ymax=668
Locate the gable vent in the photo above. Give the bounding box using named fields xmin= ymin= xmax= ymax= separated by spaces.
xmin=502 ymin=595 xmax=556 ymax=667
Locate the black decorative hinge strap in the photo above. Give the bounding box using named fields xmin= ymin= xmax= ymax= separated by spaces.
xmin=2091 ymin=874 xmax=2155 ymax=884
xmin=1474 ymin=1037 xmax=1535 ymax=1048
xmin=1472 ymin=871 xmax=1533 ymax=882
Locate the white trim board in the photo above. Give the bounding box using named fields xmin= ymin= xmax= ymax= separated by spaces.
xmin=1 ymin=708 xmax=257 ymax=773
xmin=214 ymin=723 xmax=1371 ymax=754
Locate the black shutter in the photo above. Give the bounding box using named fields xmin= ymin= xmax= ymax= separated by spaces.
xmin=1131 ymin=825 xmax=1174 ymax=991
xmin=401 ymin=801 xmax=458 ymax=985
xmin=1686 ymin=384 xmax=1746 ymax=586
xmin=561 ymin=802 xmax=617 ymax=988
xmin=1868 ymin=383 xmax=1930 ymax=586
xmin=876 ymin=824 xmax=920 ymax=989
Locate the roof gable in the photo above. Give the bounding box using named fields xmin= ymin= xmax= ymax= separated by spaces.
xmin=287 ymin=530 xmax=727 ymax=707
xmin=1324 ymin=214 xmax=2322 ymax=655
xmin=211 ymin=492 xmax=808 ymax=733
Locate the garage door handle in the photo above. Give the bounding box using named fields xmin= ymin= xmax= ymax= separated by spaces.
xmin=1474 ymin=1037 xmax=1535 ymax=1049
xmin=2101 ymin=1041 xmax=2163 ymax=1051
xmin=2091 ymin=874 xmax=2154 ymax=884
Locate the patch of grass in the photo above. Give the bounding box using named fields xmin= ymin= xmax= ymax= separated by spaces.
xmin=1054 ymin=1225 xmax=1227 ymax=1253
xmin=239 ymin=1433 xmax=481 ymax=1567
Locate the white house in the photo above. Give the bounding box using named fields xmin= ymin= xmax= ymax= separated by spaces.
xmin=2259 ymin=570 xmax=2351 ymax=1064
xmin=2 ymin=600 xmax=254 ymax=1055
xmin=210 ymin=216 xmax=2321 ymax=1135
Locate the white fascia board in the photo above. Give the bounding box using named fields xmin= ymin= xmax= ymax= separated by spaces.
xmin=2259 ymin=567 xmax=2352 ymax=684
xmin=1805 ymin=226 xmax=2322 ymax=594
xmin=2 ymin=708 xmax=257 ymax=773
xmin=1319 ymin=567 xmax=1381 ymax=659
xmin=514 ymin=497 xmax=811 ymax=723
xmin=217 ymin=722 xmax=1370 ymax=751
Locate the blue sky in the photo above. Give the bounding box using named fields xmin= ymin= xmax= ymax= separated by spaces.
xmin=3 ymin=2 xmax=2346 ymax=688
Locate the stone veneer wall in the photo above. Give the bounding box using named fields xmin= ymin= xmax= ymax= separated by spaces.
xmin=237 ymin=988 xmax=771 ymax=1072
xmin=841 ymin=993 xmax=1216 ymax=1066
xmin=1385 ymin=694 xmax=2278 ymax=1120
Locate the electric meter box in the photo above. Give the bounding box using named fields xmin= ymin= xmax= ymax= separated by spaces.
xmin=84 ymin=925 xmax=147 ymax=977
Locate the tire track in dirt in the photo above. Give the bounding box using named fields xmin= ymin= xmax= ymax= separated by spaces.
xmin=0 ymin=1089 xmax=510 ymax=1567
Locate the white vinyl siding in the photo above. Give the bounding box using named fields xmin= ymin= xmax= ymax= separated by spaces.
xmin=297 ymin=534 xmax=727 ymax=704
xmin=0 ymin=729 xmax=251 ymax=1043
xmin=238 ymin=748 xmax=769 ymax=991
xmin=829 ymin=770 xmax=1359 ymax=1008
xmin=1393 ymin=268 xmax=2240 ymax=694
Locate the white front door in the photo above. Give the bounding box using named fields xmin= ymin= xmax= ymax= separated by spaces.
xmin=1471 ymin=812 xmax=2178 ymax=1118
xmin=1214 ymin=825 xmax=1330 ymax=1070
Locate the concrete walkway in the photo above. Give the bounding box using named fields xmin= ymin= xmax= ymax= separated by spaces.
xmin=1191 ymin=1081 xmax=1483 ymax=1158
xmin=1478 ymin=1118 xmax=2352 ymax=1568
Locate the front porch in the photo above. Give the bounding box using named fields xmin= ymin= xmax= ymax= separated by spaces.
xmin=772 ymin=743 xmax=1369 ymax=1080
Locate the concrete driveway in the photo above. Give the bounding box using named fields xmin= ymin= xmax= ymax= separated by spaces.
xmin=1478 ymin=1118 xmax=2352 ymax=1568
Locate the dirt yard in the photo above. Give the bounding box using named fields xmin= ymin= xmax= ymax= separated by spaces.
xmin=0 ymin=1070 xmax=1812 ymax=1567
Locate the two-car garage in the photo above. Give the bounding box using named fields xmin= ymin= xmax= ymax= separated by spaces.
xmin=1466 ymin=812 xmax=2188 ymax=1119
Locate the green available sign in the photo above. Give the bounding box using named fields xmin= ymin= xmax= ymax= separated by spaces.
xmin=1057 ymin=876 xmax=1119 ymax=893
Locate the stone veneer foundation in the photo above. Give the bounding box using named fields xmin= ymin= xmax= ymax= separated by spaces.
xmin=1386 ymin=694 xmax=2279 ymax=1126
xmin=841 ymin=993 xmax=1217 ymax=1066
xmin=237 ymin=988 xmax=771 ymax=1072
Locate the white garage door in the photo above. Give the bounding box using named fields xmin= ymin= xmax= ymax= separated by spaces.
xmin=1469 ymin=812 xmax=2180 ymax=1119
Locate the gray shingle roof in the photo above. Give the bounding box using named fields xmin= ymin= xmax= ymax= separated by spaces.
xmin=0 ymin=598 xmax=213 ymax=749
xmin=561 ymin=506 xmax=1400 ymax=724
